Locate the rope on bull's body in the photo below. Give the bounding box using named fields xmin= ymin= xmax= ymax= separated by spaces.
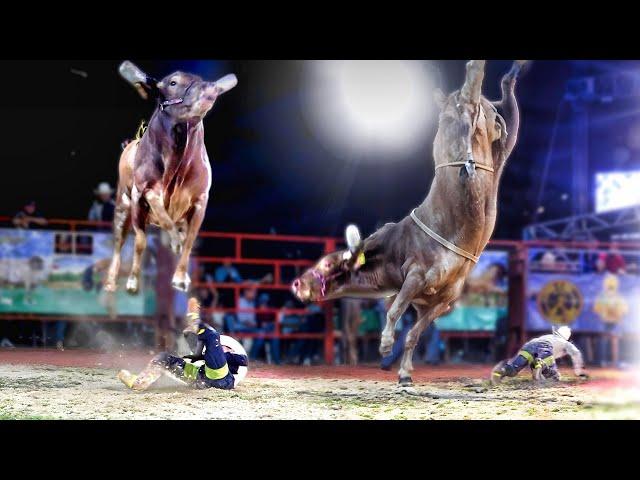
xmin=409 ymin=209 xmax=480 ymax=263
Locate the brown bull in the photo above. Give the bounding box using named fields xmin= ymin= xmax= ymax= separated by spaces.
xmin=104 ymin=61 xmax=237 ymax=294
xmin=292 ymin=60 xmax=525 ymax=385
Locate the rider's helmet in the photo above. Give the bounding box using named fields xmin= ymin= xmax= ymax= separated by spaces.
xmin=555 ymin=325 xmax=572 ymax=341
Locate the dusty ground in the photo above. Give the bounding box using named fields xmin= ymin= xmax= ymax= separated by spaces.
xmin=1 ymin=349 xmax=639 ymax=419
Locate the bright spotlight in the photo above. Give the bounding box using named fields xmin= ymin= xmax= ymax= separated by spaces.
xmin=302 ymin=60 xmax=436 ymax=161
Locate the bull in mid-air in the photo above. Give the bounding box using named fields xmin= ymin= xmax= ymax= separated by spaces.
xmin=104 ymin=61 xmax=237 ymax=294
xmin=292 ymin=60 xmax=526 ymax=385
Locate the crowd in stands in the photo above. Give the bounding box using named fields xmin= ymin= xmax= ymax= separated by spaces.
xmin=530 ymin=245 xmax=638 ymax=275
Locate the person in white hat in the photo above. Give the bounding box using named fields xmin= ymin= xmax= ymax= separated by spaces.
xmin=491 ymin=326 xmax=588 ymax=384
xmin=88 ymin=182 xmax=116 ymax=228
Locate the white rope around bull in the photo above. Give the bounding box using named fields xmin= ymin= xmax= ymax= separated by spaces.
xmin=410 ymin=209 xmax=480 ymax=263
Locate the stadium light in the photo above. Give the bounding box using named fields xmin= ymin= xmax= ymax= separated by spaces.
xmin=302 ymin=60 xmax=436 ymax=161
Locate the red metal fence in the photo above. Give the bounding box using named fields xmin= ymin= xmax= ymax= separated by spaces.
xmin=2 ymin=215 xmax=639 ymax=362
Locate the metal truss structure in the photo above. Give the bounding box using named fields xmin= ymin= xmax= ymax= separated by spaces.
xmin=523 ymin=205 xmax=640 ymax=241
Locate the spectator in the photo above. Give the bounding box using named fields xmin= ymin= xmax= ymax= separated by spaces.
xmin=279 ymin=300 xmax=302 ymax=334
xmin=228 ymin=287 xmax=259 ymax=358
xmin=236 ymin=286 xmax=258 ymax=330
xmin=13 ymin=200 xmax=47 ymax=229
xmin=255 ymin=292 xmax=280 ymax=364
xmin=228 ymin=287 xmax=279 ymax=363
xmin=605 ymin=245 xmax=627 ymax=274
xmin=422 ymin=322 xmax=442 ymax=365
xmin=296 ymin=304 xmax=325 ymax=365
xmin=88 ymin=182 xmax=116 ymax=230
xmin=358 ymin=300 xmax=381 ymax=361
xmin=540 ymin=250 xmax=557 ymax=271
xmin=44 ymin=321 xmax=67 ymax=351
xmin=215 ymin=260 xmax=242 ymax=283
xmin=194 ymin=264 xmax=222 ymax=330
xmin=279 ymin=300 xmax=303 ymax=363
xmin=214 ymin=260 xmax=273 ymax=285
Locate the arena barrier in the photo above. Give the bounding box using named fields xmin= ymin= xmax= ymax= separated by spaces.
xmin=1 ymin=215 xmax=639 ymax=363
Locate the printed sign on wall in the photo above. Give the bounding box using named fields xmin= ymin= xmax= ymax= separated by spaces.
xmin=0 ymin=229 xmax=156 ymax=316
xmin=436 ymin=250 xmax=509 ymax=331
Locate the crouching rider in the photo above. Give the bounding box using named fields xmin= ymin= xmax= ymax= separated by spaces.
xmin=491 ymin=326 xmax=588 ymax=385
xmin=118 ymin=298 xmax=248 ymax=391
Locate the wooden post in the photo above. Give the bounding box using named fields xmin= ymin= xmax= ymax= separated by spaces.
xmin=507 ymin=244 xmax=528 ymax=357
xmin=323 ymin=239 xmax=336 ymax=365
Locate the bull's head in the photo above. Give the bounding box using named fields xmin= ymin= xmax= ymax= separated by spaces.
xmin=433 ymin=60 xmax=505 ymax=176
xmin=291 ymin=225 xmax=365 ymax=303
xmin=119 ymin=61 xmax=237 ymax=122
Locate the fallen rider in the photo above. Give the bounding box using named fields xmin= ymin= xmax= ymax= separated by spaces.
xmin=491 ymin=326 xmax=588 ymax=385
xmin=118 ymin=298 xmax=248 ymax=391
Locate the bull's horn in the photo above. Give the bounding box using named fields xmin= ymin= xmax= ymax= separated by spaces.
xmin=345 ymin=224 xmax=362 ymax=252
xmin=460 ymin=60 xmax=486 ymax=105
xmin=118 ymin=61 xmax=148 ymax=86
xmin=214 ymin=74 xmax=238 ymax=95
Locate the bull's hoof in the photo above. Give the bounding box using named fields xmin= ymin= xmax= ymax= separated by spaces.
xmin=171 ymin=273 xmax=191 ymax=292
xmin=379 ymin=336 xmax=394 ymax=357
xmin=379 ymin=344 xmax=393 ymax=357
xmin=398 ymin=376 xmax=413 ymax=387
xmin=125 ymin=276 xmax=139 ymax=295
xmin=103 ymin=282 xmax=117 ymax=293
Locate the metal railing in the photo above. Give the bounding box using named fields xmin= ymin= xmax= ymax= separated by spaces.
xmin=2 ymin=215 xmax=639 ymax=362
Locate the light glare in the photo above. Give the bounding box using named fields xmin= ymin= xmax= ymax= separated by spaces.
xmin=302 ymin=60 xmax=435 ymax=161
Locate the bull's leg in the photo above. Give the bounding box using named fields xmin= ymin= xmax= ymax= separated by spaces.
xmin=172 ymin=195 xmax=207 ymax=292
xmin=144 ymin=189 xmax=182 ymax=255
xmin=126 ymin=201 xmax=148 ymax=295
xmin=460 ymin=60 xmax=486 ymax=105
xmin=104 ymin=196 xmax=131 ymax=292
xmin=493 ymin=60 xmax=524 ymax=157
xmin=379 ymin=268 xmax=424 ymax=357
xmin=397 ymin=303 xmax=450 ymax=386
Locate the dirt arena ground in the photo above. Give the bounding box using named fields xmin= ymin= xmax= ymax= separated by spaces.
xmin=1 ymin=349 xmax=639 ymax=420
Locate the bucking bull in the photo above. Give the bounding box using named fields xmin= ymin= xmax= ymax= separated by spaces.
xmin=292 ymin=60 xmax=526 ymax=386
xmin=104 ymin=61 xmax=237 ymax=294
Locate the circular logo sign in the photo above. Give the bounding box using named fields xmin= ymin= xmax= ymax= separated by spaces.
xmin=536 ymin=279 xmax=583 ymax=325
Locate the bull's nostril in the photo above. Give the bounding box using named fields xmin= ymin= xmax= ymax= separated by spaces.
xmin=293 ymin=279 xmax=300 ymax=289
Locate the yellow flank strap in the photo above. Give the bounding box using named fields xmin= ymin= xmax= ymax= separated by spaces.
xmin=205 ymin=363 xmax=229 ymax=380
xmin=197 ymin=328 xmax=205 ymax=335
xmin=542 ymin=355 xmax=556 ymax=366
xmin=518 ymin=350 xmax=534 ymax=365
xmin=492 ymin=372 xmax=503 ymax=377
xmin=410 ymin=209 xmax=479 ymax=263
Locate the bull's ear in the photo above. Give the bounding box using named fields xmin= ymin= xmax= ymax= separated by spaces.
xmin=344 ymin=225 xmax=365 ymax=271
xmin=433 ymin=88 xmax=447 ymax=110
xmin=119 ymin=61 xmax=152 ymax=100
xmin=213 ymin=73 xmax=238 ymax=95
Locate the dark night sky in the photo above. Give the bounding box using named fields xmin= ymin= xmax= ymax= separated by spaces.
xmin=1 ymin=60 xmax=638 ymax=239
